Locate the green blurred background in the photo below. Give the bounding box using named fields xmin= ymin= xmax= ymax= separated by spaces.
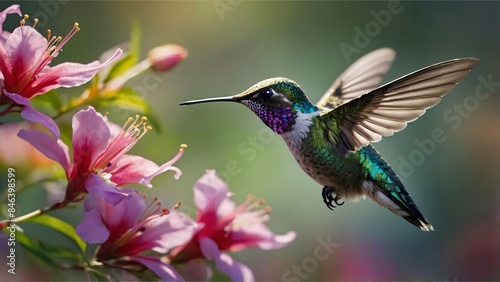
xmin=1 ymin=0 xmax=499 ymax=281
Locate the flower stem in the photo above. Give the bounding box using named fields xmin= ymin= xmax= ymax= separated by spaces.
xmin=0 ymin=203 xmax=60 ymax=228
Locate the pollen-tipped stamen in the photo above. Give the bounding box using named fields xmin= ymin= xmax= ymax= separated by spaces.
xmin=171 ymin=200 xmax=182 ymax=210
xmin=46 ymin=36 xmax=62 ymax=56
xmin=19 ymin=14 xmax=28 ymax=26
xmin=15 ymin=22 xmax=81 ymax=94
xmin=123 ymin=116 xmax=151 ymax=140
xmin=54 ymin=22 xmax=79 ymax=55
xmin=93 ymin=115 xmax=151 ymax=169
xmin=101 ymin=197 xmax=167 ymax=256
xmin=223 ymin=194 xmax=272 ymax=231
xmin=141 ymin=197 xmax=163 ymax=221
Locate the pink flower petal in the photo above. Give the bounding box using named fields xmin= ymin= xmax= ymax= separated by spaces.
xmin=17 ymin=129 xmax=70 ymax=173
xmin=135 ymin=210 xmax=197 ymax=253
xmin=72 ymin=107 xmax=110 ymax=174
xmin=2 ymin=26 xmax=47 ymax=87
xmin=5 ymin=91 xmax=60 ymax=138
xmin=0 ymin=22 xmax=121 ymax=99
xmin=140 ymin=146 xmax=185 ymax=188
xmin=97 ymin=42 xmax=130 ymax=82
xmin=30 ymin=49 xmax=122 ymax=96
xmin=0 ymin=5 xmax=21 ymax=34
xmin=105 ymin=118 xmax=123 ymax=141
xmin=107 ymin=154 xmax=161 ymax=186
xmin=229 ymin=225 xmax=296 ymax=251
xmin=86 ymin=192 xmax=145 ymax=233
xmin=227 ymin=218 xmax=297 ymax=251
xmin=131 ymin=256 xmax=184 ymax=281
xmin=85 ymin=173 xmax=132 ymax=205
xmin=194 ymin=170 xmax=233 ymax=214
xmin=199 ymin=237 xmax=254 ymax=282
xmin=173 ymin=259 xmax=212 ymax=281
xmin=256 ymin=230 xmax=297 ymax=250
xmin=76 ymin=209 xmax=110 ymax=244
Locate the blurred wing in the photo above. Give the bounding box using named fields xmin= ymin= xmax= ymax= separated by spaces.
xmin=323 ymin=57 xmax=479 ymax=151
xmin=317 ymin=48 xmax=396 ymax=110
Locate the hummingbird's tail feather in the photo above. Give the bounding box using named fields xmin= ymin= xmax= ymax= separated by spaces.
xmin=359 ymin=145 xmax=433 ymax=231
xmin=369 ymin=187 xmax=434 ymax=231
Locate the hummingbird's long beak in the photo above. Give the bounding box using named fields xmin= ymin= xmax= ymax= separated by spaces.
xmin=179 ymin=96 xmax=240 ymax=105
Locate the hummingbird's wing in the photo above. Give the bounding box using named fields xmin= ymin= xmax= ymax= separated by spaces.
xmin=322 ymin=57 xmax=479 ymax=152
xmin=316 ymin=48 xmax=396 ymax=111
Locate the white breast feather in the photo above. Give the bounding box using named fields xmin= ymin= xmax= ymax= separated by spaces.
xmin=282 ymin=111 xmax=319 ymax=150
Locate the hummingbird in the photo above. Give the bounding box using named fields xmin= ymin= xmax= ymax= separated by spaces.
xmin=180 ymin=48 xmax=479 ymax=231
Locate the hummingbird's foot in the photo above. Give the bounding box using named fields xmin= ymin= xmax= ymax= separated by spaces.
xmin=322 ymin=186 xmax=344 ymax=210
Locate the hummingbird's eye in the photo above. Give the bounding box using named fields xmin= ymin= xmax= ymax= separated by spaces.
xmin=259 ymin=88 xmax=274 ymax=100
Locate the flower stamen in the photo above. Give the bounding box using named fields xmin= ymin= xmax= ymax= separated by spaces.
xmin=223 ymin=195 xmax=272 ymax=232
xmin=94 ymin=115 xmax=151 ymax=169
xmin=171 ymin=200 xmax=182 ymax=210
xmin=19 ymin=14 xmax=28 ymax=26
xmin=53 ymin=22 xmax=79 ymax=55
xmin=129 ymin=198 xmax=172 ymax=237
xmin=46 ymin=36 xmax=62 ymax=55
xmin=94 ymin=169 xmax=117 ymax=187
xmin=12 ymin=22 xmax=81 ymax=95
xmin=141 ymin=197 xmax=162 ymax=220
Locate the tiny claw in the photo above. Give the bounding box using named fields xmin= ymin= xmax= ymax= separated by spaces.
xmin=333 ymin=194 xmax=344 ymax=206
xmin=322 ymin=186 xmax=343 ymax=210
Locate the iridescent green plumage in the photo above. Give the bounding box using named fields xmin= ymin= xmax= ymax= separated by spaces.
xmin=180 ymin=48 xmax=479 ymax=231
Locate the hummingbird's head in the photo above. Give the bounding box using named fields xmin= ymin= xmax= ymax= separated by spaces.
xmin=180 ymin=77 xmax=318 ymax=134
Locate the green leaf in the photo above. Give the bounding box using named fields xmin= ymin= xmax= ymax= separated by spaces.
xmin=15 ymin=231 xmax=58 ymax=267
xmin=130 ymin=21 xmax=142 ymax=59
xmin=25 ymin=214 xmax=87 ymax=255
xmin=87 ymin=267 xmax=113 ymax=281
xmin=96 ymin=87 xmax=161 ymax=132
xmin=57 ymin=121 xmax=73 ymax=146
xmin=16 ymin=231 xmax=83 ymax=267
xmin=30 ymin=89 xmax=63 ymax=114
xmin=102 ymin=23 xmax=142 ymax=83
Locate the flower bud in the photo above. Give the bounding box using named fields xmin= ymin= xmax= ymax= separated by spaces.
xmin=147 ymin=44 xmax=187 ymax=72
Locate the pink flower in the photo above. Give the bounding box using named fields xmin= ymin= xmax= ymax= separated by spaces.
xmin=170 ymin=170 xmax=296 ymax=281
xmin=18 ymin=106 xmax=185 ymax=206
xmin=76 ymin=192 xmax=197 ymax=281
xmin=0 ymin=14 xmax=122 ymax=138
xmin=0 ymin=5 xmax=21 ymax=41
